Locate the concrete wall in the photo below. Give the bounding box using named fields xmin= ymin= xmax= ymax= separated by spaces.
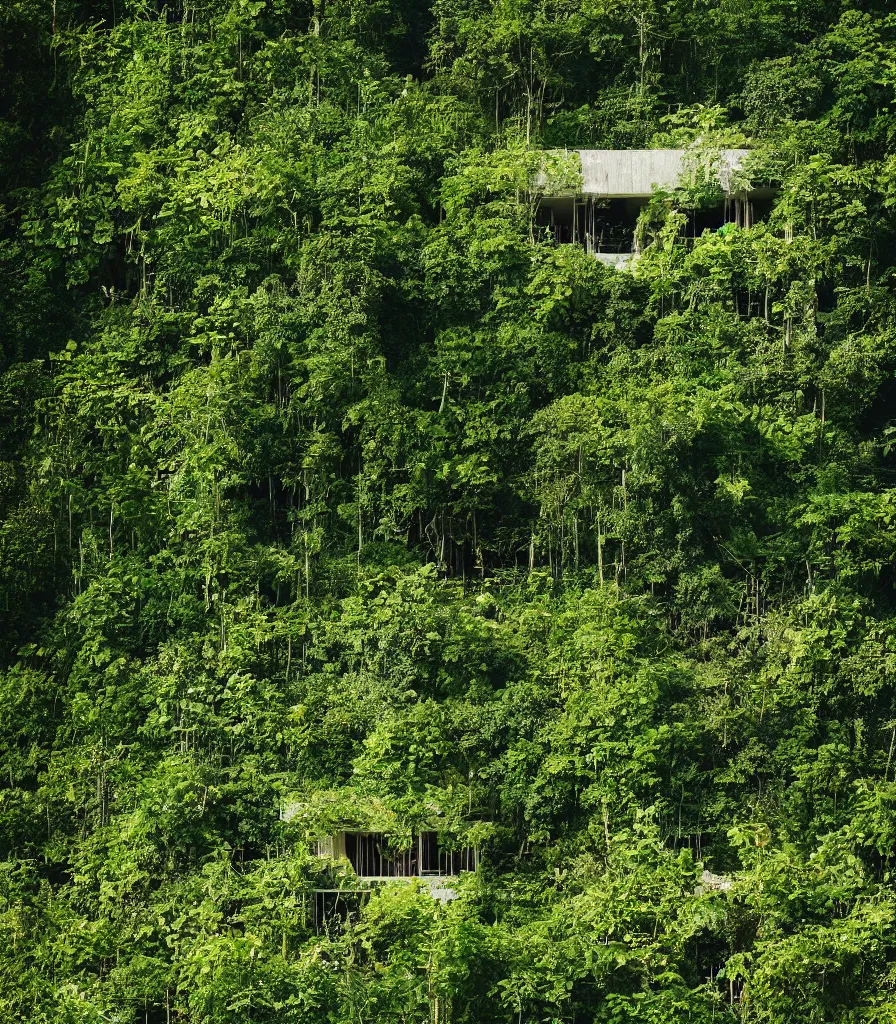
xmin=575 ymin=149 xmax=751 ymax=197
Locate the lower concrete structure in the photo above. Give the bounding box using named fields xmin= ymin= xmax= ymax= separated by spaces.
xmin=314 ymin=830 xmax=478 ymax=880
xmin=307 ymin=830 xmax=478 ymax=917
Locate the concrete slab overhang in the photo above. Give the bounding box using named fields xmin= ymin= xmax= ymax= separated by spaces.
xmin=546 ymin=149 xmax=758 ymax=198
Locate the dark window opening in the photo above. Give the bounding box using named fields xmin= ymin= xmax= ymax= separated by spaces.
xmin=420 ymin=831 xmax=440 ymax=874
xmin=340 ymin=832 xmax=478 ymax=877
xmin=344 ymin=832 xmax=418 ymax=877
xmin=536 ymin=192 xmax=774 ymax=254
xmin=536 ymin=197 xmax=644 ymax=252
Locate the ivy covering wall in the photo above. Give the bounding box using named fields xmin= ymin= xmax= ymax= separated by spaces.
xmin=2 ymin=1 xmax=896 ymax=1020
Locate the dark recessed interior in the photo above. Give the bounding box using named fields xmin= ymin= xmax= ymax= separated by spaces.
xmin=535 ymin=191 xmax=776 ymax=254
xmin=342 ymin=832 xmax=477 ymax=876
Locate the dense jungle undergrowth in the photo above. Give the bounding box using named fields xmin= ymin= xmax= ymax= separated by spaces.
xmin=3 ymin=0 xmax=896 ymax=1020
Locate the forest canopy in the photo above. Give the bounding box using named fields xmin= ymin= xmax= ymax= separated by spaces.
xmin=2 ymin=0 xmax=896 ymax=1021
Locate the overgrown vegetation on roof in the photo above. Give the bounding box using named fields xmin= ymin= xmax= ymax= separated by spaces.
xmin=2 ymin=1 xmax=896 ymax=1021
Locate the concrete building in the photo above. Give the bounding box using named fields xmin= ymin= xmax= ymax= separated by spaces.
xmin=536 ymin=148 xmax=772 ymax=267
xmin=304 ymin=831 xmax=479 ymax=921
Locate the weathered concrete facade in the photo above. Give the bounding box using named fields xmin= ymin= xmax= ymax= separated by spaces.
xmin=575 ymin=148 xmax=752 ymax=197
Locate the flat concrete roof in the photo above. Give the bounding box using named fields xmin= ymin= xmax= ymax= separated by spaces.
xmin=569 ymin=149 xmax=753 ymax=197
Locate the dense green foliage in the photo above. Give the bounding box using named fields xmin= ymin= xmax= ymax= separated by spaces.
xmin=3 ymin=0 xmax=896 ymax=1020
